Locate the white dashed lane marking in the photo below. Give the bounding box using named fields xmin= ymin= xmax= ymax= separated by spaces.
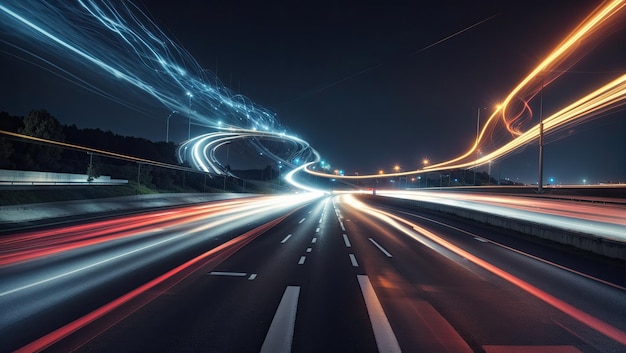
xmin=369 ymin=238 xmax=393 ymax=258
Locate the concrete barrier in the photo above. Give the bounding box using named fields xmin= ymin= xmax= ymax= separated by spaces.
xmin=359 ymin=194 xmax=625 ymax=260
xmin=0 ymin=169 xmax=127 ymax=185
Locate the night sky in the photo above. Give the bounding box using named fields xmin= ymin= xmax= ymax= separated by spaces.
xmin=1 ymin=0 xmax=625 ymax=184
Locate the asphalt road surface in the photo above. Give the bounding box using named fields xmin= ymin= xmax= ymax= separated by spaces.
xmin=1 ymin=193 xmax=624 ymax=352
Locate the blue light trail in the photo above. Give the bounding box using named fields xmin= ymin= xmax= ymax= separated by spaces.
xmin=0 ymin=1 xmax=281 ymax=132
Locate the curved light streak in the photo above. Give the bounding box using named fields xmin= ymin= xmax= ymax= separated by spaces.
xmin=1 ymin=1 xmax=623 ymax=189
xmin=177 ymin=128 xmax=320 ymax=178
xmin=343 ymin=193 xmax=626 ymax=346
xmin=0 ymin=0 xmax=322 ymax=190
xmin=307 ymin=0 xmax=626 ymax=180
xmin=0 ymin=1 xmax=281 ymax=133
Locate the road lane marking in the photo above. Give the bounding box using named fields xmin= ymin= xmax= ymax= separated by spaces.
xmin=357 ymin=275 xmax=401 ymax=353
xmin=298 ymin=256 xmax=306 ymax=265
xmin=342 ymin=234 xmax=351 ymax=247
xmin=311 ymin=237 xmax=317 ymax=243
xmin=483 ymin=346 xmax=582 ymax=353
xmin=340 ymin=222 xmax=345 ymax=231
xmin=369 ymin=238 xmax=393 ymax=258
xmin=248 ymin=273 xmax=257 ymax=280
xmin=298 ymin=218 xmax=305 ymax=224
xmin=281 ymin=234 xmax=293 ymax=243
xmin=260 ymin=286 xmax=300 ymax=353
xmin=315 ymin=227 xmax=320 ymax=233
xmin=208 ymin=271 xmax=247 ymax=277
xmin=306 ymin=247 xmax=312 ymax=253
xmin=349 ymin=254 xmax=359 ymax=267
xmin=474 ymin=237 xmax=488 ymax=243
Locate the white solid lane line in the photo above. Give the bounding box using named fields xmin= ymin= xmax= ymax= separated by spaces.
xmin=281 ymin=234 xmax=293 ymax=243
xmin=260 ymin=286 xmax=300 ymax=353
xmin=208 ymin=272 xmax=247 ymax=277
xmin=369 ymin=238 xmax=393 ymax=258
xmin=357 ymin=275 xmax=401 ymax=353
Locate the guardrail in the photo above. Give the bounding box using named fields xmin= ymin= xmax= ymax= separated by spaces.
xmin=360 ymin=194 xmax=625 ymax=260
xmin=0 ymin=169 xmax=127 ymax=186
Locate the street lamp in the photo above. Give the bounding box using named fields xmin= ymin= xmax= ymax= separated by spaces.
xmin=393 ymin=165 xmax=401 ymax=188
xmin=538 ymin=77 xmax=544 ymax=193
xmin=474 ymin=107 xmax=486 ymax=186
xmin=166 ymin=110 xmax=177 ymax=143
xmin=186 ymin=92 xmax=193 ymax=140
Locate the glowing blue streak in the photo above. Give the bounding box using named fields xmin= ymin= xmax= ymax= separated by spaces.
xmin=0 ymin=1 xmax=281 ymax=132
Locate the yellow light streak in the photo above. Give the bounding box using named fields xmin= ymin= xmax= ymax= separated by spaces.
xmin=307 ymin=0 xmax=626 ymax=180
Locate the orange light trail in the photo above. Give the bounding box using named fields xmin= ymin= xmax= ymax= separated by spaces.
xmin=305 ymin=0 xmax=626 ymax=179
xmin=343 ymin=194 xmax=626 ymax=345
xmin=0 ymin=195 xmax=305 ymax=267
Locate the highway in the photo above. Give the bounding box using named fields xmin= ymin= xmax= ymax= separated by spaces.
xmin=1 ymin=193 xmax=625 ymax=353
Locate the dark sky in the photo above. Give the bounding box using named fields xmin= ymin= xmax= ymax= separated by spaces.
xmin=1 ymin=0 xmax=625 ymax=184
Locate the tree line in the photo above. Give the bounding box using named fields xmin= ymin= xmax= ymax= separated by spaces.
xmin=0 ymin=109 xmax=266 ymax=192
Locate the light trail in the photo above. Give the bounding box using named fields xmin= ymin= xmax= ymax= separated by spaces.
xmin=13 ymin=213 xmax=293 ymax=353
xmin=0 ymin=198 xmax=268 ymax=266
xmin=342 ymin=194 xmax=626 ymax=346
xmin=306 ymin=0 xmax=626 ymax=180
xmin=177 ymin=128 xmax=320 ymax=176
xmin=0 ymin=194 xmax=322 ymax=269
xmin=0 ymin=1 xmax=319 ymax=186
xmin=0 ymin=1 xmax=279 ymax=132
xmin=0 ymin=193 xmax=322 ymax=351
xmin=375 ymin=189 xmax=626 ymax=241
xmin=1 ymin=1 xmax=623 ymax=189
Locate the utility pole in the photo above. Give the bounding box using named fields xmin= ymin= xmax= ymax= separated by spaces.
xmin=538 ymin=77 xmax=544 ymax=193
xmin=186 ymin=92 xmax=193 ymax=140
xmin=473 ymin=107 xmax=485 ymax=185
xmin=166 ymin=111 xmax=176 ymax=143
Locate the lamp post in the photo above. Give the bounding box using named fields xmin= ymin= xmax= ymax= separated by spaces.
xmin=394 ymin=165 xmax=400 ymax=188
xmin=538 ymin=77 xmax=544 ymax=193
xmin=422 ymin=159 xmax=429 ymax=188
xmin=474 ymin=107 xmax=486 ymax=186
xmin=166 ymin=110 xmax=177 ymax=143
xmin=186 ymin=92 xmax=193 ymax=140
